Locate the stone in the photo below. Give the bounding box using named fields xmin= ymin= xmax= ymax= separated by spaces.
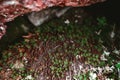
xmin=0 ymin=0 xmax=106 ymax=39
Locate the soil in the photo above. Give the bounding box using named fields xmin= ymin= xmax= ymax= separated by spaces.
xmin=0 ymin=2 xmax=120 ymax=80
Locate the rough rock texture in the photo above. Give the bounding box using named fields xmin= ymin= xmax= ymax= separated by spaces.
xmin=28 ymin=7 xmax=71 ymax=26
xmin=0 ymin=0 xmax=106 ymax=39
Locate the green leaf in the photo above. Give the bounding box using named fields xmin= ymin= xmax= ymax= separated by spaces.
xmin=116 ymin=63 xmax=120 ymax=69
xmin=0 ymin=67 xmax=3 ymax=70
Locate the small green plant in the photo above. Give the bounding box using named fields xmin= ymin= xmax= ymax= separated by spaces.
xmin=115 ymin=63 xmax=120 ymax=79
xmin=73 ymin=72 xmax=90 ymax=80
xmin=49 ymin=53 xmax=69 ymax=78
xmin=2 ymin=52 xmax=12 ymax=62
xmin=11 ymin=67 xmax=34 ymax=79
xmin=97 ymin=17 xmax=107 ymax=27
xmin=80 ymin=52 xmax=100 ymax=66
xmin=116 ymin=63 xmax=120 ymax=69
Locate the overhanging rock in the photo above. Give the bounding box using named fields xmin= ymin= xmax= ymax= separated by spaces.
xmin=0 ymin=0 xmax=106 ymax=39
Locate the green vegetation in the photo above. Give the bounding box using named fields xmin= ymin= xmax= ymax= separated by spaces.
xmin=50 ymin=53 xmax=69 ymax=78
xmin=73 ymin=72 xmax=90 ymax=80
xmin=116 ymin=63 xmax=120 ymax=69
xmin=0 ymin=16 xmax=119 ymax=79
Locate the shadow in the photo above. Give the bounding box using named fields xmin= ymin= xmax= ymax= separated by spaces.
xmin=83 ymin=0 xmax=120 ymax=49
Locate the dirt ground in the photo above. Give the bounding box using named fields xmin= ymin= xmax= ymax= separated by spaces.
xmin=0 ymin=7 xmax=120 ymax=80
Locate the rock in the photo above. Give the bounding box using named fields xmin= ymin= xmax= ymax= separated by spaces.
xmin=28 ymin=7 xmax=70 ymax=26
xmin=0 ymin=0 xmax=106 ymax=39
